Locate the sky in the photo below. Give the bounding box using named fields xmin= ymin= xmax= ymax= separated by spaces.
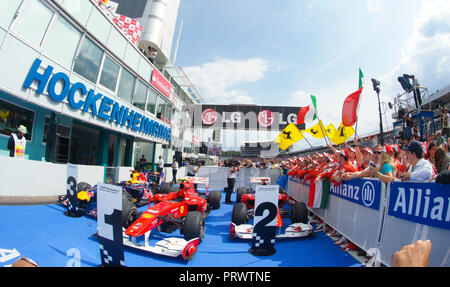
xmin=172 ymin=0 xmax=450 ymax=151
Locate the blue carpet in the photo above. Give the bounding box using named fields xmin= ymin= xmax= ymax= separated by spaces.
xmin=0 ymin=190 xmax=360 ymax=267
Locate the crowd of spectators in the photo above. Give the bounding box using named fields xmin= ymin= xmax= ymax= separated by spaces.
xmin=213 ymin=158 xmax=287 ymax=170
xmin=214 ymin=127 xmax=449 ymax=185
xmin=209 ymin=102 xmax=450 ymax=186
xmin=280 ymin=133 xmax=449 ymax=186
xmin=256 ymin=128 xmax=447 ymax=257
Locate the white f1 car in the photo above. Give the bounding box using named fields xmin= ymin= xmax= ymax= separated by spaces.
xmin=229 ymin=201 xmax=316 ymax=240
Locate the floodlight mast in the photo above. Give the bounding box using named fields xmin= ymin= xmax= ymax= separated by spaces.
xmin=372 ymin=78 xmax=384 ymax=145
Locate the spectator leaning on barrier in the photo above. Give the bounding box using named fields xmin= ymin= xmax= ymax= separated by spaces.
xmin=399 ymin=140 xmax=434 ymax=182
xmin=331 ymin=149 xmax=357 ymax=184
xmin=342 ymin=144 xmax=383 ymax=181
xmin=370 ymin=145 xmax=397 ymax=184
xmin=360 ymin=147 xmax=373 ymax=170
xmin=433 ymin=147 xmax=450 ymax=184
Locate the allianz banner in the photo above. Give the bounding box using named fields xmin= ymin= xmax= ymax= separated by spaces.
xmin=329 ymin=178 xmax=381 ymax=210
xmin=388 ymin=182 xmax=450 ymax=230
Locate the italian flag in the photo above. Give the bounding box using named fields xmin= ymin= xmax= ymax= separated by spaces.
xmin=342 ymin=69 xmax=364 ymax=127
xmin=307 ymin=178 xmax=330 ymax=209
xmin=297 ymin=94 xmax=317 ymax=125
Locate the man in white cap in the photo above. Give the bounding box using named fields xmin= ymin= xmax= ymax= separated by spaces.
xmin=7 ymin=125 xmax=27 ymax=158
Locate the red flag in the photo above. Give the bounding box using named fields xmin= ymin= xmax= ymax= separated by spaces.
xmin=341 ymin=86 xmax=363 ymax=127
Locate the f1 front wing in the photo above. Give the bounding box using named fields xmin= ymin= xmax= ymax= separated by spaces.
xmin=229 ymin=222 xmax=314 ymax=240
xmin=123 ymin=230 xmax=200 ymax=260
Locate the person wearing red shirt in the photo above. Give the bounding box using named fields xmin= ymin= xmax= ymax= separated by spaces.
xmin=360 ymin=147 xmax=373 ymax=170
xmin=331 ymin=149 xmax=357 ymax=185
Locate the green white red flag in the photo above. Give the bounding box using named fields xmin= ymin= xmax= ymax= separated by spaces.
xmin=307 ymin=178 xmax=330 ymax=209
xmin=342 ymin=69 xmax=364 ymax=127
xmin=297 ymin=94 xmax=317 ymax=125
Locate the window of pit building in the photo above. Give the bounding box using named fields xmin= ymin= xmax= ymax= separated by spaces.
xmin=116 ymin=68 xmax=136 ymax=104
xmin=43 ymin=14 xmax=82 ymax=69
xmin=99 ymin=55 xmax=120 ymax=92
xmin=0 ymin=98 xmax=34 ymax=141
xmin=12 ymin=0 xmax=54 ymax=48
xmin=73 ymin=36 xmax=103 ymax=84
xmin=133 ymin=80 xmax=147 ymax=111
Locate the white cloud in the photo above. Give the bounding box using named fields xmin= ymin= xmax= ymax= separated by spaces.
xmin=366 ymin=0 xmax=382 ymax=13
xmin=183 ymin=58 xmax=269 ymax=104
xmin=286 ymin=90 xmax=310 ymax=107
xmin=379 ymin=1 xmax=450 ymax=103
xmin=299 ymin=3 xmax=313 ymax=23
xmin=358 ymin=1 xmax=450 ymax=137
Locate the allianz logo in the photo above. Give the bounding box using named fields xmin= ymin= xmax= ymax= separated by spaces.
xmin=392 ymin=187 xmax=450 ymax=222
xmin=330 ymin=181 xmax=376 ymax=207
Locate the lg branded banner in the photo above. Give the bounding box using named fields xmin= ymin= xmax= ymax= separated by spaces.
xmin=329 ymin=178 xmax=381 ymax=211
xmin=182 ymin=104 xmax=302 ymax=131
xmin=388 ymin=181 xmax=450 ymax=230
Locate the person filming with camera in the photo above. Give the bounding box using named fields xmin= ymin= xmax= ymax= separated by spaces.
xmin=186 ymin=158 xmax=202 ymax=190
xmin=225 ymin=160 xmax=240 ymax=204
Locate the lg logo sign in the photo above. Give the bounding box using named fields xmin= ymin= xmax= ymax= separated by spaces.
xmin=257 ymin=110 xmax=274 ymax=128
xmin=201 ymin=108 xmax=218 ymax=125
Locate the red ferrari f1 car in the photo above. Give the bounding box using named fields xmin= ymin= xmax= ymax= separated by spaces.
xmin=122 ymin=177 xmax=221 ymax=260
xmin=229 ymin=177 xmax=314 ymax=240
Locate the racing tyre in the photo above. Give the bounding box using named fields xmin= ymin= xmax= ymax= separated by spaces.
xmin=291 ymin=202 xmax=308 ymax=224
xmin=231 ymin=202 xmax=248 ymax=225
xmin=183 ymin=211 xmax=205 ymax=241
xmin=159 ymin=183 xmax=178 ymax=194
xmin=77 ymin=182 xmax=92 ymax=192
xmin=208 ymin=190 xmax=221 ymax=210
xmin=122 ymin=193 xmax=138 ymax=228
xmin=236 ymin=188 xmax=248 ymax=203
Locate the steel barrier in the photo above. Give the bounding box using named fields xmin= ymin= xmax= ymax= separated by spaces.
xmin=378 ymin=181 xmax=450 ymax=267
xmin=2 ymin=155 xmax=447 ymax=266
xmin=193 ymin=166 xmax=281 ymax=190
xmin=286 ymin=176 xmax=450 ymax=267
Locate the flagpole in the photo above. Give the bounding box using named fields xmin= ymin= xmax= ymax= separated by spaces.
xmin=354 ymin=68 xmax=363 ymax=141
xmin=317 ymin=116 xmax=332 ymax=147
xmin=301 ymin=132 xmax=314 ymax=149
xmin=308 ymin=94 xmax=331 ymax=148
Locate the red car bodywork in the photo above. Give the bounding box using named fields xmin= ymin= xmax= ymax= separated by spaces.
xmin=125 ymin=179 xmax=207 ymax=237
xmin=241 ymin=193 xmax=288 ymax=210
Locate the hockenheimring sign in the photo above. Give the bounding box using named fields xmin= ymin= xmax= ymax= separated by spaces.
xmin=179 ymin=104 xmax=302 ymax=131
